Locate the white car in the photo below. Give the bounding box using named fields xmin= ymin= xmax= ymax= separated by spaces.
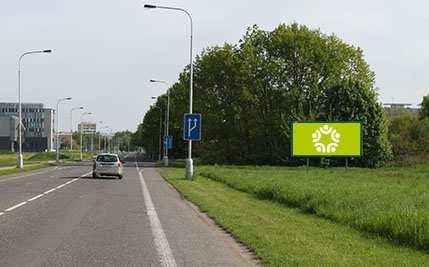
xmin=92 ymin=153 xmax=124 ymax=179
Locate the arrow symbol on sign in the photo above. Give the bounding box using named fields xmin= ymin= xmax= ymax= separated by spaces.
xmin=188 ymin=118 xmax=198 ymax=137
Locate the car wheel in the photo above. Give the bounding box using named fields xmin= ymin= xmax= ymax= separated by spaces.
xmin=118 ymin=175 xmax=123 ymax=179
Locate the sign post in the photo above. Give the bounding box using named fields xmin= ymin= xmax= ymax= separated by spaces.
xmin=164 ymin=135 xmax=173 ymax=150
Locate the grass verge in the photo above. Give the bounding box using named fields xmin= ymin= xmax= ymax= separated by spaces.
xmin=0 ymin=163 xmax=54 ymax=177
xmin=197 ymin=165 xmax=429 ymax=252
xmin=160 ymin=168 xmax=429 ymax=266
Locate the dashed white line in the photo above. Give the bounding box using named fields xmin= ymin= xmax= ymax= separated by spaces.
xmin=28 ymin=194 xmax=44 ymax=202
xmin=5 ymin=201 xmax=27 ymax=212
xmin=43 ymin=188 xmax=57 ymax=194
xmin=0 ymin=171 xmax=91 ymax=217
xmin=136 ymin=163 xmax=177 ymax=267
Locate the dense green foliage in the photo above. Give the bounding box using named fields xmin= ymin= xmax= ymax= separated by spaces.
xmin=162 ymin=168 xmax=429 ymax=266
xmin=420 ymin=94 xmax=429 ymax=119
xmin=133 ymin=23 xmax=391 ymax=167
xmin=195 ymin=165 xmax=429 ymax=252
xmin=387 ymin=95 xmax=429 ymax=164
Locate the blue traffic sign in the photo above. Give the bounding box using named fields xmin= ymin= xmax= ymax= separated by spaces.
xmin=164 ymin=135 xmax=173 ymax=150
xmin=183 ymin=113 xmax=201 ymax=141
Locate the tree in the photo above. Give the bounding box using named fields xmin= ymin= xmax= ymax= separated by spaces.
xmin=133 ymin=23 xmax=392 ymax=167
xmin=420 ymin=94 xmax=429 ymax=118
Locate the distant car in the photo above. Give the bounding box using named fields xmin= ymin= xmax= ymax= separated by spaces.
xmin=92 ymin=153 xmax=124 ymax=179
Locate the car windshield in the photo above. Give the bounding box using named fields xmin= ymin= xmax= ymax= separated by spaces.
xmin=96 ymin=155 xmax=118 ymax=162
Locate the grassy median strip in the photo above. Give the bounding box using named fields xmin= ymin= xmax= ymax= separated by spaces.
xmin=0 ymin=163 xmax=54 ymax=177
xmin=160 ymin=168 xmax=429 ymax=266
xmin=197 ymin=165 xmax=429 ymax=252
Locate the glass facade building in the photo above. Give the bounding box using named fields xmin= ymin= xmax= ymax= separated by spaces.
xmin=0 ymin=103 xmax=54 ymax=152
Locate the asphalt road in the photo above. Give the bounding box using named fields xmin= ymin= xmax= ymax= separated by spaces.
xmin=0 ymin=160 xmax=256 ymax=267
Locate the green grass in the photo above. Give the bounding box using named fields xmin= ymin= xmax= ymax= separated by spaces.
xmin=196 ymin=165 xmax=429 ymax=252
xmin=0 ymin=162 xmax=54 ymax=176
xmin=0 ymin=151 xmax=95 ymax=168
xmin=160 ymin=168 xmax=429 ymax=266
xmin=0 ymin=152 xmax=37 ymax=167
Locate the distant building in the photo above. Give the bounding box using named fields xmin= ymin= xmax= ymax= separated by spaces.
xmin=0 ymin=103 xmax=54 ymax=152
xmin=0 ymin=115 xmax=19 ymax=151
xmin=383 ymin=103 xmax=420 ymax=116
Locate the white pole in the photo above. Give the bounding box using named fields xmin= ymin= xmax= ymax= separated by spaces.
xmin=70 ymin=107 xmax=84 ymax=158
xmin=56 ymin=98 xmax=72 ymax=164
xmin=17 ymin=50 xmax=52 ymax=168
xmin=17 ymin=59 xmax=23 ymax=168
xmin=144 ymin=5 xmax=194 ymax=178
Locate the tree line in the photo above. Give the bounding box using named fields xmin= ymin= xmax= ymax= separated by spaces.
xmin=132 ymin=23 xmax=397 ymax=167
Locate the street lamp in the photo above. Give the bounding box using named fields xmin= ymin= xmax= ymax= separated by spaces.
xmin=151 ymin=102 xmax=163 ymax=161
xmin=144 ymin=4 xmax=194 ymax=179
xmin=100 ymin=125 xmax=109 ymax=152
xmin=96 ymin=121 xmax=103 ymax=152
xmin=17 ymin=49 xmax=52 ymax=168
xmin=70 ymin=106 xmax=84 ymax=157
xmin=150 ymin=79 xmax=170 ymax=166
xmin=56 ymin=97 xmax=72 ymax=163
xmin=80 ymin=112 xmax=92 ymax=161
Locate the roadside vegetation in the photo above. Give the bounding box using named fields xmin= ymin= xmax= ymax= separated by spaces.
xmin=196 ymin=165 xmax=429 ymax=252
xmin=133 ymin=23 xmax=391 ymax=167
xmin=0 ymin=151 xmax=94 ymax=169
xmin=0 ymin=162 xmax=54 ymax=176
xmin=160 ymin=168 xmax=429 ymax=266
xmin=388 ymin=97 xmax=429 ymax=165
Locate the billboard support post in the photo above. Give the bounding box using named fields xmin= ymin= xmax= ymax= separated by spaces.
xmin=306 ymin=158 xmax=309 ymax=173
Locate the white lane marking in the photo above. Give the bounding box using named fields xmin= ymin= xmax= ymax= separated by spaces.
xmin=28 ymin=194 xmax=44 ymax=202
xmin=136 ymin=163 xmax=177 ymax=267
xmin=5 ymin=201 xmax=27 ymax=212
xmin=43 ymin=188 xmax=57 ymax=194
xmin=0 ymin=171 xmax=91 ymax=217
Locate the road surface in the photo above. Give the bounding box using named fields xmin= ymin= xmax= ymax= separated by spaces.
xmin=0 ymin=160 xmax=256 ymax=266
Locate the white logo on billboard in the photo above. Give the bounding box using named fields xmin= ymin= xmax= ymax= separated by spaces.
xmin=312 ymin=125 xmax=341 ymax=153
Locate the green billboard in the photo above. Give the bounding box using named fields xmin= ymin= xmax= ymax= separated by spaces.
xmin=291 ymin=122 xmax=362 ymax=157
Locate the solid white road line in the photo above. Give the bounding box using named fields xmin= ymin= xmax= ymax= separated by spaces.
xmin=43 ymin=188 xmax=57 ymax=194
xmin=0 ymin=171 xmax=91 ymax=217
xmin=28 ymin=194 xmax=44 ymax=202
xmin=5 ymin=201 xmax=27 ymax=212
xmin=136 ymin=163 xmax=177 ymax=267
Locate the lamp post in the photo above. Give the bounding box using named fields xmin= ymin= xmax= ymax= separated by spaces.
xmin=144 ymin=4 xmax=194 ymax=179
xmin=70 ymin=106 xmax=84 ymax=158
xmin=150 ymin=79 xmax=170 ymax=166
xmin=97 ymin=121 xmax=103 ymax=152
xmin=80 ymin=112 xmax=92 ymax=161
xmin=17 ymin=49 xmax=52 ymax=168
xmin=151 ymin=102 xmax=163 ymax=161
xmin=100 ymin=125 xmax=109 ymax=152
xmin=56 ymin=97 xmax=72 ymax=163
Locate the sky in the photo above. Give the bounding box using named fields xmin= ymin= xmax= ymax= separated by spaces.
xmin=1 ymin=0 xmax=428 ymax=132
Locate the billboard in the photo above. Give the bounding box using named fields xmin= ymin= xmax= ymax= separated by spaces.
xmin=78 ymin=122 xmax=97 ymax=134
xmin=291 ymin=122 xmax=362 ymax=157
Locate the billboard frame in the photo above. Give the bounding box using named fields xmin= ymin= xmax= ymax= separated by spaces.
xmin=290 ymin=121 xmax=363 ymax=158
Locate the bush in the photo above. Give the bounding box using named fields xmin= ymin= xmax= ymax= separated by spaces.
xmin=389 ymin=114 xmax=429 ymax=164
